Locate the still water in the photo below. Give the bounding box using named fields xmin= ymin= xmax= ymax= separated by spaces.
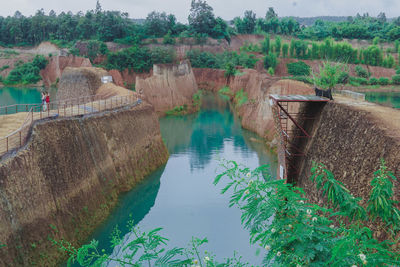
xmin=365 ymin=91 xmax=400 ymax=109
xmin=0 ymin=87 xmax=56 ymax=114
xmin=84 ymin=94 xmax=277 ymax=266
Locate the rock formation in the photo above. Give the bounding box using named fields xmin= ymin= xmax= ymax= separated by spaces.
xmin=136 ymin=61 xmax=199 ymax=114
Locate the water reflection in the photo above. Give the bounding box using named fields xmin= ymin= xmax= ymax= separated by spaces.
xmin=83 ymin=93 xmax=277 ymax=266
xmin=365 ymin=91 xmax=400 ymax=109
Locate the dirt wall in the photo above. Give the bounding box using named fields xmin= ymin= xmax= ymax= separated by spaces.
xmin=295 ymin=101 xmax=400 ymax=238
xmin=136 ymin=61 xmax=198 ymax=114
xmin=40 ymin=55 xmax=92 ymax=87
xmin=57 ymin=67 xmax=108 ymax=102
xmin=0 ymin=102 xmax=169 ymax=266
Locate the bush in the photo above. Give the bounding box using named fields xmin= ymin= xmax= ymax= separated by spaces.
xmin=0 ymin=65 xmax=9 ymax=71
xmin=267 ymin=67 xmax=274 ymax=76
xmin=392 ymin=75 xmax=400 ymax=85
xmin=378 ymin=77 xmax=390 ymax=85
xmin=4 ymin=55 xmax=48 ymax=85
xmin=162 ymin=31 xmax=176 ymax=45
xmin=349 ymin=76 xmax=368 ymax=86
xmin=264 ymin=52 xmax=278 ymax=70
xmin=282 ymin=76 xmax=313 ymax=84
xmin=338 ymin=71 xmax=349 ymax=84
xmin=354 ymin=65 xmax=370 ymax=78
xmin=234 ymin=89 xmax=248 ymax=107
xmin=396 ymin=68 xmax=400 ymax=75
xmin=287 ymin=61 xmax=311 ymax=76
xmin=369 ymin=77 xmax=379 ymax=85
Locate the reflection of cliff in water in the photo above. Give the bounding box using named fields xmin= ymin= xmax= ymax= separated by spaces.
xmin=83 ymin=165 xmax=165 ymax=255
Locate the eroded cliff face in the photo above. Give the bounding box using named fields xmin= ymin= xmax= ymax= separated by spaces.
xmin=0 ymin=103 xmax=169 ymax=266
xmin=295 ymin=100 xmax=400 ymax=239
xmin=57 ymin=67 xmax=108 ymax=102
xmin=40 ymin=55 xmax=92 ymax=87
xmin=136 ymin=61 xmax=199 ymax=114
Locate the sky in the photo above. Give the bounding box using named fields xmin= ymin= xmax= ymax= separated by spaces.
xmin=1 ymin=0 xmax=400 ymax=22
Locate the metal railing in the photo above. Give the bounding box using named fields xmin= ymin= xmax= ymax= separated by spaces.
xmin=0 ymin=93 xmax=139 ymax=157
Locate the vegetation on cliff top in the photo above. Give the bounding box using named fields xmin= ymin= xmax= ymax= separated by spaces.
xmin=3 ymin=55 xmax=48 ymax=85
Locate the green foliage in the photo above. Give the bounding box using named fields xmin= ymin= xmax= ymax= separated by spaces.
xmin=239 ymin=42 xmax=261 ymax=53
xmin=369 ymin=77 xmax=379 ymax=85
xmin=274 ymin=36 xmax=282 ymax=57
xmin=355 ymin=65 xmax=370 ymax=78
xmin=362 ymin=45 xmax=383 ymax=66
xmin=224 ymin=62 xmax=237 ymax=78
xmin=0 ymin=65 xmax=9 ymax=71
xmin=378 ymin=77 xmax=390 ymax=85
xmin=383 ymin=55 xmax=395 ymax=68
xmin=218 ymin=86 xmax=232 ymax=96
xmin=282 ymin=76 xmax=314 ymax=84
xmin=162 ymin=31 xmax=176 ymax=45
xmin=187 ymin=50 xmax=258 ymax=69
xmin=215 ymin=160 xmax=400 ymax=266
xmin=349 ymin=76 xmax=368 ymax=86
xmin=261 ymin=34 xmax=270 ymax=54
xmin=234 ymin=89 xmax=248 ymax=107
xmin=282 ymin=43 xmax=289 ymax=58
xmin=267 ymin=67 xmax=274 ymax=76
xmin=367 ymin=160 xmax=400 ymax=229
xmin=263 ymin=52 xmax=278 ymax=71
xmin=106 ymin=46 xmax=175 ymax=72
xmin=192 ymin=90 xmax=202 ymax=108
xmin=86 ymin=40 xmax=108 ymax=62
xmin=313 ymin=61 xmax=345 ymax=90
xmin=4 ymin=55 xmax=48 ymax=85
xmin=338 ymin=71 xmax=349 ymax=84
xmin=287 ymin=61 xmax=311 ymax=76
xmin=165 ymin=104 xmax=188 ymax=116
xmin=392 ymin=75 xmax=400 ymax=85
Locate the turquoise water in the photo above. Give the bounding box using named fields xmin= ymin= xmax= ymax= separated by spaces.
xmin=83 ymin=93 xmax=277 ymax=266
xmin=365 ymin=91 xmax=400 ymax=109
xmin=0 ymin=87 xmax=56 ymax=114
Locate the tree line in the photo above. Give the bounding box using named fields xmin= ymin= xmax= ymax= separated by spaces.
xmin=1 ymin=1 xmax=400 ymax=48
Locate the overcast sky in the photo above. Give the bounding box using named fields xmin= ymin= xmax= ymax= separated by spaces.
xmin=1 ymin=0 xmax=400 ymax=22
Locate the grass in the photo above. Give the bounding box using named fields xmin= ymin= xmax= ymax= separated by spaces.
xmin=234 ymin=89 xmax=248 ymax=107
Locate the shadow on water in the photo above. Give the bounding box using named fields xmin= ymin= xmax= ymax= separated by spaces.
xmin=72 ymin=92 xmax=277 ymax=266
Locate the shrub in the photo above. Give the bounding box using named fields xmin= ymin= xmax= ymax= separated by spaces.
xmin=378 ymin=77 xmax=390 ymax=85
xmin=282 ymin=76 xmax=313 ymax=84
xmin=392 ymin=74 xmax=400 ymax=85
xmin=354 ymin=65 xmax=370 ymax=78
xmin=267 ymin=67 xmax=274 ymax=76
xmin=4 ymin=55 xmax=48 ymax=85
xmin=338 ymin=71 xmax=349 ymax=84
xmin=0 ymin=65 xmax=9 ymax=71
xmin=218 ymin=86 xmax=232 ymax=96
xmin=264 ymin=52 xmax=278 ymax=71
xmin=369 ymin=77 xmax=379 ymax=85
xmin=162 ymin=31 xmax=176 ymax=45
xmin=349 ymin=76 xmax=368 ymax=86
xmin=287 ymin=61 xmax=311 ymax=76
xmin=234 ymin=89 xmax=248 ymax=107
xmin=396 ymin=68 xmax=400 ymax=75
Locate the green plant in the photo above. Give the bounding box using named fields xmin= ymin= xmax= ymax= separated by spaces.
xmin=162 ymin=31 xmax=176 ymax=45
xmin=369 ymin=77 xmax=379 ymax=85
xmin=234 ymin=89 xmax=248 ymax=107
xmin=378 ymin=77 xmax=390 ymax=85
xmin=214 ymin=160 xmax=400 ymax=266
xmin=349 ymin=76 xmax=368 ymax=85
xmin=282 ymin=76 xmax=314 ymax=84
xmin=267 ymin=67 xmax=274 ymax=76
xmin=287 ymin=61 xmax=311 ymax=76
xmin=355 ymin=65 xmax=370 ymax=78
xmin=392 ymin=75 xmax=400 ymax=85
xmin=313 ymin=61 xmax=345 ymax=91
xmin=165 ymin=105 xmax=188 ymax=116
xmin=264 ymin=52 xmax=278 ymax=71
xmin=338 ymin=71 xmax=349 ymax=84
xmin=0 ymin=65 xmax=10 ymax=71
xmin=218 ymin=86 xmax=232 ymax=96
xmin=192 ymin=90 xmax=202 ymax=108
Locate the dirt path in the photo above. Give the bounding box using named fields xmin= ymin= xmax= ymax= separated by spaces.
xmin=0 ymin=112 xmax=29 ymax=137
xmin=335 ymin=95 xmax=400 ymax=140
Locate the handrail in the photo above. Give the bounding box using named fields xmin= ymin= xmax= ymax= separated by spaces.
xmin=0 ymin=93 xmax=139 ymax=157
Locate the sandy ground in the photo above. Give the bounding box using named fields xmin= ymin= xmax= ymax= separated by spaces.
xmin=334 ymin=95 xmax=400 ymax=140
xmin=0 ymin=112 xmax=29 ymax=137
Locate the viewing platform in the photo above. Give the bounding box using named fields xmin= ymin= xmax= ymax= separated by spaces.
xmin=269 ymin=94 xmax=330 ymax=181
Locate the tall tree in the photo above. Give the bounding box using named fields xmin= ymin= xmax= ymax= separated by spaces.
xmin=188 ymin=0 xmax=217 ymax=35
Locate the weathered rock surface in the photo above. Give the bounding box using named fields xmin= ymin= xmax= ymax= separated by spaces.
xmin=40 ymin=55 xmax=92 ymax=87
xmin=57 ymin=67 xmax=108 ymax=102
xmin=0 ymin=102 xmax=168 ymax=266
xmin=136 ymin=61 xmax=198 ymax=114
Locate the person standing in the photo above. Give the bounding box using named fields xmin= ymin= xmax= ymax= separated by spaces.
xmin=42 ymin=92 xmax=47 ymax=111
xmin=45 ymin=92 xmax=50 ymax=112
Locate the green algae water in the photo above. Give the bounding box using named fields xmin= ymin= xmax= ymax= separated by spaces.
xmin=0 ymin=87 xmax=57 ymax=114
xmin=365 ymin=91 xmax=400 ymax=109
xmin=77 ymin=93 xmax=278 ymax=265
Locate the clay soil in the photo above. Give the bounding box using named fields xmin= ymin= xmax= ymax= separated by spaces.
xmin=335 ymin=95 xmax=400 ymax=140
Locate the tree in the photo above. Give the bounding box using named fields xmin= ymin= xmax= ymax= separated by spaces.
xmin=313 ymin=61 xmax=345 ymax=91
xmin=264 ymin=52 xmax=278 ymax=70
xmin=144 ymin=11 xmax=171 ymax=37
xmin=188 ymin=0 xmax=217 ymax=35
xmin=274 ymin=36 xmax=281 ymax=57
xmin=282 ymin=43 xmax=289 ymax=58
xmin=242 ymin=10 xmax=256 ymax=34
xmin=377 ymin=12 xmax=386 ymax=24
xmin=265 ymin=7 xmax=277 ymax=21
